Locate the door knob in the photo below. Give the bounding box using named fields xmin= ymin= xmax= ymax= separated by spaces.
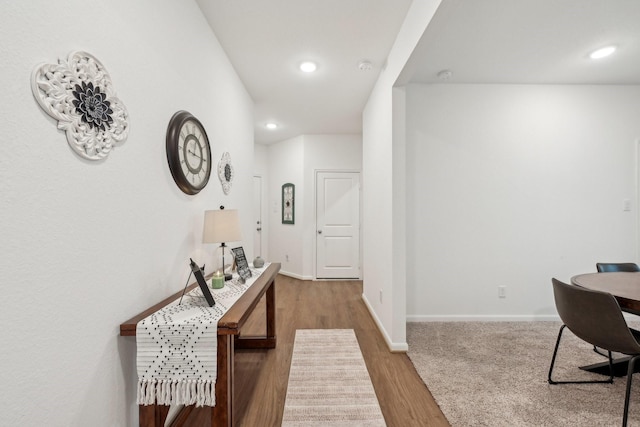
xmin=257 ymin=227 xmax=262 ymax=232
xmin=317 ymin=230 xmax=322 ymax=234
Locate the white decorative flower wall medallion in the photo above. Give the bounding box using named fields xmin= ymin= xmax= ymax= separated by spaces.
xmin=218 ymin=152 xmax=234 ymax=195
xmin=31 ymin=51 xmax=129 ymax=161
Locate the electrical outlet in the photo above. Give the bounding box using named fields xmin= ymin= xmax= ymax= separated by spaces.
xmin=285 ymin=254 xmax=289 ymax=262
xmin=379 ymin=290 xmax=383 ymax=303
xmin=498 ymin=286 xmax=506 ymax=299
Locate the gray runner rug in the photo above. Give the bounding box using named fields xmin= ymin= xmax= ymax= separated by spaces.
xmin=407 ymin=321 xmax=640 ymax=427
xmin=282 ymin=329 xmax=386 ymax=426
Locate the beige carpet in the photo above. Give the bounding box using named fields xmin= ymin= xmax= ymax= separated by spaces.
xmin=282 ymin=329 xmax=386 ymax=426
xmin=407 ymin=321 xmax=640 ymax=427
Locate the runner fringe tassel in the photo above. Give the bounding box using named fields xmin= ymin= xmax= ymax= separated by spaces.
xmin=137 ymin=379 xmax=215 ymax=407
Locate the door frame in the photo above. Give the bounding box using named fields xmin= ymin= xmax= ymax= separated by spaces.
xmin=314 ymin=169 xmax=362 ymax=280
xmin=253 ymin=174 xmax=264 ymax=260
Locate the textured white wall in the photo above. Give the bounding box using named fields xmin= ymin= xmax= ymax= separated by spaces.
xmin=302 ymin=135 xmax=362 ymax=278
xmin=254 ymin=144 xmax=269 ymax=261
xmin=267 ymin=136 xmax=306 ymax=277
xmin=405 ymin=83 xmax=640 ymax=320
xmin=362 ymin=0 xmax=441 ymax=350
xmin=0 ymin=1 xmax=253 ymax=425
xmin=265 ymin=135 xmax=362 ymax=279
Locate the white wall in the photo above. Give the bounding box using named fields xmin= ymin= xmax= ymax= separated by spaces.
xmin=0 ymin=1 xmax=253 ymax=425
xmin=405 ymin=83 xmax=640 ymax=320
xmin=362 ymin=0 xmax=441 ymax=350
xmin=303 ymin=135 xmax=363 ymax=278
xmin=267 ymin=136 xmax=306 ymax=277
xmin=254 ymin=143 xmax=269 ymax=260
xmin=254 ymin=143 xmax=269 ymax=179
xmin=266 ymin=134 xmax=362 ymax=279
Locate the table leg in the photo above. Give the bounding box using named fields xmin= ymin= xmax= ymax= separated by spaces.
xmin=234 ymin=279 xmax=277 ymax=349
xmin=139 ymin=403 xmax=169 ymax=427
xmin=212 ymin=334 xmax=234 ymax=427
xmin=266 ymin=278 xmax=276 ymax=341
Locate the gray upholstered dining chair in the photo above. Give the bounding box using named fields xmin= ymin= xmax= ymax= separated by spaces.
xmin=548 ymin=278 xmax=640 ymax=427
xmin=596 ymin=263 xmax=640 ymax=273
xmin=592 ymin=263 xmax=640 ymax=356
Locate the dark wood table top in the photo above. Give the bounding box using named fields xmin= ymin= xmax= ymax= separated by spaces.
xmin=571 ymin=272 xmax=640 ymax=313
xmin=120 ymin=263 xmax=280 ymax=336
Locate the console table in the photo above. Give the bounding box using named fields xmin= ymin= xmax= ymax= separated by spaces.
xmin=120 ymin=262 xmax=280 ymax=427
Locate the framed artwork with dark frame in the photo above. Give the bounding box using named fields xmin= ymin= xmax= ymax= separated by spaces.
xmin=188 ymin=258 xmax=215 ymax=307
xmin=282 ymin=183 xmax=295 ymax=224
xmin=231 ymin=247 xmax=252 ymax=280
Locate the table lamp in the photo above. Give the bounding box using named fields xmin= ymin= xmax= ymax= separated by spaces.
xmin=203 ymin=206 xmax=241 ymax=280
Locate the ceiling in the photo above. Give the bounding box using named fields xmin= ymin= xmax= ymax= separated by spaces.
xmin=196 ymin=0 xmax=412 ymax=144
xmin=402 ymin=0 xmax=640 ymax=86
xmin=197 ymin=0 xmax=640 ymax=145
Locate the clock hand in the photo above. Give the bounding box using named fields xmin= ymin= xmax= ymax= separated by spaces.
xmin=187 ymin=149 xmax=205 ymax=160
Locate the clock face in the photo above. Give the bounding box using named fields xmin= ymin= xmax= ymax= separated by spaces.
xmin=179 ymin=120 xmax=210 ymax=186
xmin=166 ymin=111 xmax=212 ymax=195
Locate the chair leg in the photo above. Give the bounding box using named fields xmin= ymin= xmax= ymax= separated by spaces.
xmin=548 ymin=324 xmax=614 ymax=385
xmin=623 ymin=355 xmax=639 ymax=427
xmin=594 ymin=345 xmax=610 ymax=357
xmin=548 ymin=325 xmax=566 ymax=384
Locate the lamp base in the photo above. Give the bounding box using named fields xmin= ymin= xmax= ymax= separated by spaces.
xmin=224 ymin=273 xmax=232 ymax=281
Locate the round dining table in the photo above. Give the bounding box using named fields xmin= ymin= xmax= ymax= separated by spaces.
xmin=570 ymin=272 xmax=640 ymax=376
xmin=571 ymin=272 xmax=640 ymax=314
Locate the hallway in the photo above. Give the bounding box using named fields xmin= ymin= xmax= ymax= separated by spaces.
xmin=184 ymin=275 xmax=449 ymax=426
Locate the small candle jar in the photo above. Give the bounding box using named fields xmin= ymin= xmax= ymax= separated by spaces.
xmin=211 ymin=270 xmax=225 ymax=289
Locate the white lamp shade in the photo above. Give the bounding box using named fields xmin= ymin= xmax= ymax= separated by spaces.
xmin=203 ymin=209 xmax=242 ymax=244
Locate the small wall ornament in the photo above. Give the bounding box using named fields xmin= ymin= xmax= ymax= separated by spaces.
xmin=218 ymin=152 xmax=234 ymax=195
xmin=282 ymin=183 xmax=295 ymax=224
xmin=31 ymin=51 xmax=129 ymax=161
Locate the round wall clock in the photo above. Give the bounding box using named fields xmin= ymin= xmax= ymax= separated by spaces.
xmin=218 ymin=151 xmax=234 ymax=195
xmin=166 ymin=110 xmax=212 ymax=195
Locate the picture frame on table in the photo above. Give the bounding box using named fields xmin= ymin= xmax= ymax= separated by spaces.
xmin=231 ymin=246 xmax=252 ymax=280
xmin=189 ymin=259 xmax=216 ymax=307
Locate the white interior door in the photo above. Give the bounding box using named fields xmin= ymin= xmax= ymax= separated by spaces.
xmin=253 ymin=175 xmax=262 ymax=257
xmin=316 ymin=171 xmax=360 ymax=279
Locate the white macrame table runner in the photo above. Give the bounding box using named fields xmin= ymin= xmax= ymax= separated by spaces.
xmin=136 ymin=264 xmax=269 ymax=407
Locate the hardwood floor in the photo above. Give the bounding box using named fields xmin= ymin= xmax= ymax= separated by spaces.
xmin=183 ymin=274 xmax=449 ymax=426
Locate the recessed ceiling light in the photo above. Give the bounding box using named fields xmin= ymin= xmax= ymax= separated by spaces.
xmin=300 ymin=61 xmax=317 ymax=73
xmin=265 ymin=122 xmax=278 ymax=130
xmin=590 ymin=46 xmax=616 ymax=59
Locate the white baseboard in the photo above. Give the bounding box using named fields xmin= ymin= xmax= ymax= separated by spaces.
xmin=280 ymin=270 xmax=362 ymax=281
xmin=279 ymin=270 xmax=313 ymax=281
xmin=362 ymin=294 xmax=408 ymax=352
xmin=407 ymin=313 xmax=639 ymax=323
xmin=406 ymin=314 xmax=561 ymax=322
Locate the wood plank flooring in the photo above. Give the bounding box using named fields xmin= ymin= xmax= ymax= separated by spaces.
xmin=182 ymin=274 xmax=449 ymax=426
